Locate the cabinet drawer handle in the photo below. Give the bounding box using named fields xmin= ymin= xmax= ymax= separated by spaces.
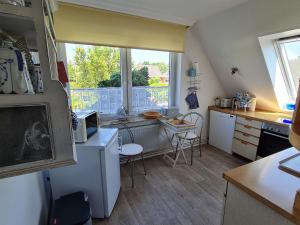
xmin=244 ymin=125 xmax=252 ymax=129
xmin=240 ymin=140 xmax=248 ymax=145
xmin=243 ymin=133 xmax=250 ymax=137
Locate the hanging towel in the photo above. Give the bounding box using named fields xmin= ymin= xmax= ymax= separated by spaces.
xmin=185 ymin=92 xmax=199 ymax=109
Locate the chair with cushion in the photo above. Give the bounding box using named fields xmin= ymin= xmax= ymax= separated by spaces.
xmin=177 ymin=112 xmax=204 ymax=165
xmin=119 ymin=123 xmax=146 ymax=188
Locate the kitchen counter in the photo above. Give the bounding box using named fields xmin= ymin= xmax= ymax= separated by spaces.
xmin=209 ymin=106 xmax=292 ymax=126
xmin=224 ymin=148 xmax=300 ymax=224
xmin=76 ymin=128 xmax=118 ymax=151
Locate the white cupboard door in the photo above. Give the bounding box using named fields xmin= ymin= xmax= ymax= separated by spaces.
xmin=100 ymin=134 xmax=120 ymax=217
xmin=209 ymin=111 xmax=236 ymax=154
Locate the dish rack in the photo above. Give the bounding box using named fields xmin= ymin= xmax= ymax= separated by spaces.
xmin=187 ymin=62 xmax=201 ymax=92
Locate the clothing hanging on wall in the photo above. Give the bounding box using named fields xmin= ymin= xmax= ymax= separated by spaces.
xmin=185 ymin=92 xmax=199 ymax=109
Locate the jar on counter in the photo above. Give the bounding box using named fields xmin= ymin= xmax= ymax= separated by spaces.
xmin=215 ymin=97 xmax=221 ymax=107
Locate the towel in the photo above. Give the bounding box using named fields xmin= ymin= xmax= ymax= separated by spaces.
xmin=185 ymin=92 xmax=199 ymax=109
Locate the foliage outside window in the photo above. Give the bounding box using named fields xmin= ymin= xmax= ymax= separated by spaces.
xmin=66 ymin=44 xmax=171 ymax=115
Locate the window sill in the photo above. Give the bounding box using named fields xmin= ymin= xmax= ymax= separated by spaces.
xmin=101 ymin=116 xmax=159 ymax=128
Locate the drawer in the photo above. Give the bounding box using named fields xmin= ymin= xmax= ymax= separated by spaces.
xmin=235 ymin=123 xmax=261 ymax=137
xmin=232 ymin=138 xmax=257 ymax=161
xmin=234 ymin=131 xmax=260 ymax=146
xmin=236 ymin=116 xmax=262 ymax=129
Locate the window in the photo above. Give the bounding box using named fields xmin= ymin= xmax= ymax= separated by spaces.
xmin=277 ymin=37 xmax=300 ymax=100
xmin=66 ymin=44 xmax=122 ymax=115
xmin=131 ymin=49 xmax=170 ymax=112
xmin=65 ymin=44 xmax=175 ymax=115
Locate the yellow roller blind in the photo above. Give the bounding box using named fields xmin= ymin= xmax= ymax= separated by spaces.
xmin=54 ymin=3 xmax=187 ymax=52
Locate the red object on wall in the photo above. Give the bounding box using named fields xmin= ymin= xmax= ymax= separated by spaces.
xmin=57 ymin=61 xmax=69 ymax=84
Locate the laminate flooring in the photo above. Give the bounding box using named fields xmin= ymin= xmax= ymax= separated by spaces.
xmin=93 ymin=145 xmax=248 ymax=225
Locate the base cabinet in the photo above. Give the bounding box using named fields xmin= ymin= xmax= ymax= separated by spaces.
xmin=222 ymin=183 xmax=294 ymax=225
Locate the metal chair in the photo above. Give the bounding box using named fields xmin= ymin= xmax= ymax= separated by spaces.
xmin=177 ymin=112 xmax=204 ymax=165
xmin=119 ymin=123 xmax=146 ymax=188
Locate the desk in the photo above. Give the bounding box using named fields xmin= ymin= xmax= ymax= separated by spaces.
xmin=159 ymin=119 xmax=196 ymax=167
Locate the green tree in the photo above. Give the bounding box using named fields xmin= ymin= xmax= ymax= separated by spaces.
xmin=152 ymin=62 xmax=168 ymax=74
xmin=98 ymin=72 xmax=121 ymax=87
xmin=132 ymin=67 xmax=149 ymax=86
xmin=98 ymin=67 xmax=149 ymax=87
xmin=68 ymin=46 xmax=120 ymax=88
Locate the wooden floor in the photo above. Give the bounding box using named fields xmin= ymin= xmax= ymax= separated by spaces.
xmin=93 ymin=145 xmax=247 ymax=225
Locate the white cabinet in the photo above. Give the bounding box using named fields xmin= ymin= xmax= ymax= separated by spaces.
xmin=209 ymin=111 xmax=236 ymax=154
xmin=223 ymin=183 xmax=293 ymax=225
xmin=49 ymin=129 xmax=120 ymax=218
xmin=0 ymin=0 xmax=75 ymax=178
xmin=233 ymin=116 xmax=262 ymax=161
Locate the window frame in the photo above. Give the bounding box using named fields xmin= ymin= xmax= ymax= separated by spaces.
xmin=275 ymin=37 xmax=300 ymax=101
xmin=63 ymin=43 xmax=176 ymax=117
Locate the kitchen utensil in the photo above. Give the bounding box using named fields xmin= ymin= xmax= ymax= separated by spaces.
xmin=143 ymin=111 xmax=161 ymax=119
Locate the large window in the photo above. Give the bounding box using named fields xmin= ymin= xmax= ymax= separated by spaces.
xmin=66 ymin=44 xmax=122 ymax=114
xmin=66 ymin=44 xmax=174 ymax=115
xmin=131 ymin=49 xmax=170 ymax=112
xmin=277 ymin=37 xmax=300 ymax=100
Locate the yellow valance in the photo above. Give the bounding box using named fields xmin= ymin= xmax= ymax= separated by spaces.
xmin=53 ymin=3 xmax=187 ymax=52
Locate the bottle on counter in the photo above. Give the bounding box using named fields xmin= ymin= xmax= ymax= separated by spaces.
xmin=215 ymin=97 xmax=221 ymax=107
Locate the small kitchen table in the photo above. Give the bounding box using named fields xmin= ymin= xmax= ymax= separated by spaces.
xmin=159 ymin=118 xmax=196 ymax=167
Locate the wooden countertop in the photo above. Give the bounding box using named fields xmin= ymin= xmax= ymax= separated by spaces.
xmin=224 ymin=148 xmax=300 ymax=224
xmin=209 ymin=106 xmax=292 ymax=126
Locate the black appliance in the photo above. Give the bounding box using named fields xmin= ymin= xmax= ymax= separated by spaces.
xmin=257 ymin=122 xmax=292 ymax=158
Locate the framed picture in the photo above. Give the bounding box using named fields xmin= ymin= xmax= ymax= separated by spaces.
xmin=0 ymin=104 xmax=54 ymax=168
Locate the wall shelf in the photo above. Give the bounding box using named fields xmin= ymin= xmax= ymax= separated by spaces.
xmin=0 ymin=3 xmax=33 ymax=20
xmin=0 ymin=0 xmax=75 ymax=179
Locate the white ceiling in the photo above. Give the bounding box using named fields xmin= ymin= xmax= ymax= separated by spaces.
xmin=59 ymin=0 xmax=249 ymax=26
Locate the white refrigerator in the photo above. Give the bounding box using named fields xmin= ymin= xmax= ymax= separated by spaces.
xmin=209 ymin=111 xmax=236 ymax=154
xmin=49 ymin=129 xmax=120 ymax=218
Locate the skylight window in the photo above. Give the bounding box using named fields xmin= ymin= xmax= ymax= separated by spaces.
xmin=276 ymin=37 xmax=300 ymax=100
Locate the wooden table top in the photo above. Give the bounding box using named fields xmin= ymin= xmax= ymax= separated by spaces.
xmin=209 ymin=106 xmax=292 ymax=126
xmin=224 ymin=148 xmax=300 ymax=224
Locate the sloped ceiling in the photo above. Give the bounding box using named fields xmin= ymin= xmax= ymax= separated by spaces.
xmin=59 ymin=0 xmax=248 ymax=26
xmin=195 ymin=0 xmax=300 ymax=111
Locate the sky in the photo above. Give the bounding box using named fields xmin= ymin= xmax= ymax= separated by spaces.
xmin=65 ymin=43 xmax=169 ymax=64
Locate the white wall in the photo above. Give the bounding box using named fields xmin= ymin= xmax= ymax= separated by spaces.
xmin=195 ymin=0 xmax=300 ymax=111
xmin=178 ymin=25 xmax=226 ymax=140
xmin=0 ymin=172 xmax=48 ymax=225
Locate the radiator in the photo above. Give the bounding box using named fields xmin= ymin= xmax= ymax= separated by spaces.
xmin=118 ymin=124 xmax=204 ymax=155
xmin=119 ymin=124 xmax=168 ymax=153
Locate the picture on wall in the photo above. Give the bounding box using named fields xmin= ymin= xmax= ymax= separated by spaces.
xmin=0 ymin=104 xmax=54 ymax=168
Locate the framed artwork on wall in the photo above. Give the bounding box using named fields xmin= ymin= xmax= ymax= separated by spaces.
xmin=0 ymin=104 xmax=55 ymax=168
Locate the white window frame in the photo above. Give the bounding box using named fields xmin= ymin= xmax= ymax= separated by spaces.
xmin=123 ymin=48 xmax=176 ymax=115
xmin=259 ymin=29 xmax=300 ymax=109
xmin=275 ymin=37 xmax=300 ymax=100
xmin=60 ymin=43 xmax=177 ymax=117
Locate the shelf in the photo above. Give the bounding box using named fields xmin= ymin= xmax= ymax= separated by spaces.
xmin=0 ymin=3 xmax=33 ymax=20
xmin=0 ymin=12 xmax=37 ymax=49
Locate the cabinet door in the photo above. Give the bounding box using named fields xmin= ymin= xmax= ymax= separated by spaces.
xmin=100 ymin=134 xmax=120 ymax=217
xmin=232 ymin=138 xmax=257 ymax=161
xmin=209 ymin=111 xmax=236 ymax=153
xmin=49 ymin=148 xmax=105 ymax=218
xmin=223 ymin=183 xmax=294 ymax=225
